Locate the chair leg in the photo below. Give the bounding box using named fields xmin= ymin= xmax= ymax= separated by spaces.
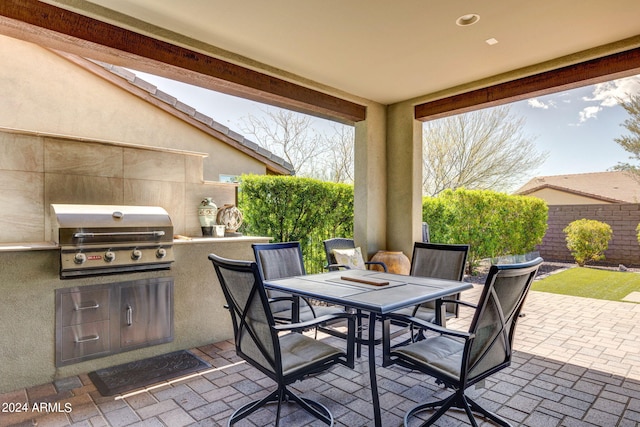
xmin=229 ymin=388 xmax=280 ymax=426
xmin=460 ymin=395 xmax=479 ymax=427
xmin=357 ymin=309 xmax=363 ymax=358
xmin=285 ymin=387 xmax=333 ymax=425
xmin=467 ymin=396 xmax=512 ymax=427
xmin=228 ymin=385 xmax=333 ymax=426
xmin=404 ymin=390 xmax=513 ymax=427
xmin=404 ymin=393 xmax=457 ymax=426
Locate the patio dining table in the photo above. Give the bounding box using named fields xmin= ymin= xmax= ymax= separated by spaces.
xmin=263 ymin=268 xmax=473 ymax=427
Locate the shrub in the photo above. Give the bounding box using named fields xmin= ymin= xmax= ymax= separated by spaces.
xmin=423 ymin=188 xmax=548 ymax=273
xmin=238 ymin=174 xmax=353 ymax=273
xmin=563 ymin=219 xmax=613 ymax=266
xmin=239 ymin=179 xmax=549 ymax=274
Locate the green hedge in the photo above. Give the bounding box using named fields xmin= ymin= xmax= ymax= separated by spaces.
xmin=422 ymin=188 xmax=548 ymax=272
xmin=238 ymin=174 xmax=354 ymax=273
xmin=239 ymin=178 xmax=548 ymax=275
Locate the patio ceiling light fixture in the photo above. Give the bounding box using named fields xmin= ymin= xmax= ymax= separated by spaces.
xmin=456 ymin=13 xmax=480 ymax=26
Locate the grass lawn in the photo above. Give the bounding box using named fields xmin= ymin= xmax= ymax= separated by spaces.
xmin=532 ymin=267 xmax=640 ymax=302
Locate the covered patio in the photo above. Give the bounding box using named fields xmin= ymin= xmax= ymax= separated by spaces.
xmin=2 ymin=1 xmax=640 ymax=258
xmin=2 ymin=2 xmax=640 ymax=426
xmin=1 ymin=284 xmax=639 ymax=426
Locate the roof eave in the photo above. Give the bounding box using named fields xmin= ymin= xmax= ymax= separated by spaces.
xmin=517 ymin=184 xmax=626 ymax=204
xmin=53 ymin=50 xmax=294 ymax=175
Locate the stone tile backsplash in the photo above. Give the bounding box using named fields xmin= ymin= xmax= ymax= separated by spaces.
xmin=0 ymin=132 xmax=237 ymax=243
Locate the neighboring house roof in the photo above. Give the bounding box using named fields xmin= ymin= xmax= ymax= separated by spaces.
xmin=514 ymin=171 xmax=640 ymax=203
xmin=52 ymin=50 xmax=295 ymax=176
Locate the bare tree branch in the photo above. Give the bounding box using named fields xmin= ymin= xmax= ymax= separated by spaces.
xmin=241 ymin=107 xmax=354 ymax=183
xmin=422 ymin=106 xmax=548 ymax=196
xmin=241 ymin=108 xmax=328 ymax=176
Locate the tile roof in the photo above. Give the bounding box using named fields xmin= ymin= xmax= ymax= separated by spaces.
xmin=53 ymin=51 xmax=295 ymax=175
xmin=514 ymin=171 xmax=640 ymax=203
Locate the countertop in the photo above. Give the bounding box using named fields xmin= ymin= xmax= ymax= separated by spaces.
xmin=0 ymin=235 xmax=271 ymax=252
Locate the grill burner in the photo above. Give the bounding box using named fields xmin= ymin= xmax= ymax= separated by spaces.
xmin=52 ymin=204 xmax=174 ymax=278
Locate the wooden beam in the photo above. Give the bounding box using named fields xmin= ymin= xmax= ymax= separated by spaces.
xmin=0 ymin=0 xmax=366 ymax=124
xmin=415 ymin=46 xmax=640 ymax=121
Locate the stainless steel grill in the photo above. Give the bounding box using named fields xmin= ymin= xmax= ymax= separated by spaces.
xmin=51 ymin=204 xmax=174 ymax=278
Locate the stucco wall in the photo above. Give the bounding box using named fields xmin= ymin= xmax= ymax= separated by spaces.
xmin=0 ymin=130 xmax=239 ymax=242
xmin=0 ymin=34 xmax=267 ymax=182
xmin=538 ymin=203 xmax=640 ymax=266
xmin=0 ymin=237 xmax=269 ymax=394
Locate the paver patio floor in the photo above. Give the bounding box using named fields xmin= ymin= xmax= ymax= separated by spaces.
xmin=1 ymin=285 xmax=639 ymax=426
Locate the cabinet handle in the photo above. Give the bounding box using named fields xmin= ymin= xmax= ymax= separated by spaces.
xmin=75 ymin=334 xmax=99 ymax=343
xmin=126 ymin=305 xmax=133 ymax=326
xmin=74 ymin=302 xmax=99 ymax=311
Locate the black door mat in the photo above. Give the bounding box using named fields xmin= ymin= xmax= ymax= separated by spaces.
xmin=88 ymin=350 xmax=211 ymax=396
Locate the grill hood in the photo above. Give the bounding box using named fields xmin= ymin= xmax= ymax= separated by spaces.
xmin=51 ymin=204 xmax=174 ymax=278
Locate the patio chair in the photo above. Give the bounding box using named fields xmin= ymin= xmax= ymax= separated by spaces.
xmin=208 ymin=254 xmax=355 ymax=426
xmin=393 ymin=242 xmax=469 ymax=326
xmin=386 ymin=256 xmax=543 ymax=427
xmin=252 ymin=242 xmax=345 ymax=327
xmin=422 ymin=222 xmax=430 ymax=242
xmin=322 ymin=238 xmax=387 ymax=272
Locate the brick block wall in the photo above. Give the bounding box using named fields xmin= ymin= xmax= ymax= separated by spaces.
xmin=539 ymin=203 xmax=640 ymax=266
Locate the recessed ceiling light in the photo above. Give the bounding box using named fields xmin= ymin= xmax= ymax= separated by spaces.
xmin=456 ymin=13 xmax=480 ymax=26
xmin=485 ymin=38 xmax=499 ymax=46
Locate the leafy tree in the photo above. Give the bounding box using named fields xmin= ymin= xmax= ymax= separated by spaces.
xmin=613 ymin=94 xmax=640 ymax=173
xmin=422 ymin=106 xmax=548 ymax=196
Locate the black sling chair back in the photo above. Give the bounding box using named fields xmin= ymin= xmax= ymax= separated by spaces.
xmin=387 ymin=257 xmax=543 ymax=426
xmin=208 ymin=253 xmax=355 ymax=426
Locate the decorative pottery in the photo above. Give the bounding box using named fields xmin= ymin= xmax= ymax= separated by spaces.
xmin=216 ymin=204 xmax=244 ymax=235
xmin=197 ymin=197 xmax=217 ymax=236
xmin=370 ymin=250 xmax=410 ymax=274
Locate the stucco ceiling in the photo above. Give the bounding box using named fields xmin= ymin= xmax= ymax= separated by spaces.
xmin=44 ymin=0 xmax=640 ymax=105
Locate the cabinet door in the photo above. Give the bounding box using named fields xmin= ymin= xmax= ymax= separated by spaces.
xmin=119 ymin=279 xmax=173 ymax=349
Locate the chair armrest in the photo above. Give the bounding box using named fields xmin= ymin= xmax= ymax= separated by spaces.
xmin=273 ymin=312 xmax=355 ymax=333
xmin=440 ymin=299 xmax=477 ymax=309
xmin=268 ymin=295 xmax=315 ymax=317
xmin=386 ymin=313 xmax=473 ymax=340
xmin=268 ymin=296 xmax=296 ymax=304
xmin=365 ymin=261 xmax=387 ymax=272
xmin=325 ymin=263 xmax=352 ymax=271
xmin=275 ymin=312 xmax=357 ymax=368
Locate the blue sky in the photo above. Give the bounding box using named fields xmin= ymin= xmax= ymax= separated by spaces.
xmin=510 ymin=75 xmax=640 ymax=179
xmin=136 ymin=71 xmax=640 ymax=188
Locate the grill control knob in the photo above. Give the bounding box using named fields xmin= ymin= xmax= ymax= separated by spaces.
xmin=74 ymin=253 xmax=86 ymax=264
xmin=131 ymin=249 xmax=143 ymax=260
xmin=104 ymin=251 xmax=116 ymax=263
xmin=156 ymin=248 xmax=167 ymax=259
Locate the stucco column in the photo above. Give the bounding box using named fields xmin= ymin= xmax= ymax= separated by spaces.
xmin=354 ymin=103 xmax=387 ymax=259
xmin=386 ymin=101 xmax=423 ymax=258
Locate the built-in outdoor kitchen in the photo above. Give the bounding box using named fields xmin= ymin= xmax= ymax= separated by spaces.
xmin=0 ymin=133 xmax=270 ymax=395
